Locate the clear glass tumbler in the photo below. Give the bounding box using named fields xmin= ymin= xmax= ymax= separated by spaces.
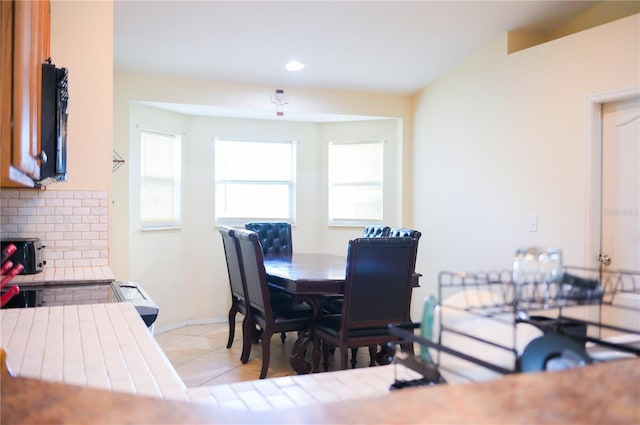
xmin=512 ymin=247 xmax=563 ymax=308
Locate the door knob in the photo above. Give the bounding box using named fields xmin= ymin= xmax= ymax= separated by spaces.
xmin=598 ymin=254 xmax=612 ymax=266
xmin=36 ymin=151 xmax=48 ymax=164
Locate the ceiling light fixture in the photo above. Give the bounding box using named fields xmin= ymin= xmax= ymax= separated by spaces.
xmin=285 ymin=61 xmax=305 ymax=72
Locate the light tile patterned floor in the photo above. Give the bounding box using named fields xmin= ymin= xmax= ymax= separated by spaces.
xmin=154 ymin=322 xmax=389 ymax=386
xmin=155 ymin=323 xmax=424 ymax=411
xmin=2 ymin=309 xmax=422 ymax=412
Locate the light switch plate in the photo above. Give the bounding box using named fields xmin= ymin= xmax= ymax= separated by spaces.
xmin=529 ymin=215 xmax=538 ymax=232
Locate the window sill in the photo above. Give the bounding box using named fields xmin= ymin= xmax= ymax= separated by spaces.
xmin=140 ymin=226 xmax=182 ymax=232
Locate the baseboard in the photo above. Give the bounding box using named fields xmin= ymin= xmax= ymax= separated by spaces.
xmin=154 ymin=317 xmax=228 ymax=334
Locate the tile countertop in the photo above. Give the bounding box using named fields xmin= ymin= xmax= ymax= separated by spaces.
xmin=0 ymin=301 xmax=423 ymax=409
xmin=0 ymin=302 xmax=187 ymax=400
xmin=0 ymin=302 xmax=639 ymax=424
xmin=2 ymin=358 xmax=639 ymax=424
xmin=8 ymin=266 xmax=115 ymax=287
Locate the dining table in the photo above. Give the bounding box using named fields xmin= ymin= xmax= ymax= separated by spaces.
xmin=263 ymin=253 xmax=420 ymax=374
xmin=264 ymin=253 xmax=347 ymax=295
xmin=263 ymin=253 xmax=346 ymax=374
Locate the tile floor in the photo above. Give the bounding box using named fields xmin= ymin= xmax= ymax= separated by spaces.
xmin=154 ymin=322 xmax=386 ymax=387
xmin=155 ymin=322 xmax=426 ymax=411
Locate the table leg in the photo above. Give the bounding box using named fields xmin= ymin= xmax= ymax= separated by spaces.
xmin=290 ymin=332 xmax=313 ymax=374
xmin=289 ymin=294 xmax=321 ymax=374
xmin=376 ymin=345 xmax=392 ymax=365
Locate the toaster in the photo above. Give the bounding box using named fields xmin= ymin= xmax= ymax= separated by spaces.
xmin=1 ymin=238 xmax=46 ymax=274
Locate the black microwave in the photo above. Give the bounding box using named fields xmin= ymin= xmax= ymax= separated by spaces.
xmin=38 ymin=62 xmax=68 ymax=185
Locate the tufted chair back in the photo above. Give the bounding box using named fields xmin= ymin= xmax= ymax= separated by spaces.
xmin=311 ymin=237 xmax=418 ymax=371
xmin=244 ymin=222 xmax=292 ymax=257
xmin=234 ymin=228 xmax=312 ymax=379
xmin=388 ymin=227 xmax=421 ymax=240
xmin=362 ymin=225 xmax=391 ymax=238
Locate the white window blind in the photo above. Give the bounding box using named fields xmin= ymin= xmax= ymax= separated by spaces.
xmin=214 ymin=138 xmax=296 ymax=225
xmin=140 ymin=131 xmax=182 ymax=229
xmin=328 ymin=140 xmax=384 ymax=225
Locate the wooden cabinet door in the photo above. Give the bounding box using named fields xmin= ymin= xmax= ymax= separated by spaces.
xmin=1 ymin=1 xmax=17 ymax=186
xmin=1 ymin=0 xmax=50 ymax=187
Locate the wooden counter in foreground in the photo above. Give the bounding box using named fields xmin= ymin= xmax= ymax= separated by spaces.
xmin=2 ymin=358 xmax=638 ymax=424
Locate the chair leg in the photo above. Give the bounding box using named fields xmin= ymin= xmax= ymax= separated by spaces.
xmin=280 ymin=332 xmax=286 ymax=343
xmin=368 ymin=345 xmax=377 ymax=367
xmin=339 ymin=348 xmax=349 ymax=370
xmin=227 ymin=305 xmax=238 ymax=349
xmin=350 ymin=348 xmax=358 ymax=369
xmin=240 ymin=316 xmax=253 ymax=364
xmin=259 ymin=329 xmax=273 ymax=379
xmin=322 ymin=341 xmax=331 ymax=372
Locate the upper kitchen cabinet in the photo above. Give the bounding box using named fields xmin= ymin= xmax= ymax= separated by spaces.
xmin=1 ymin=0 xmax=50 ymax=187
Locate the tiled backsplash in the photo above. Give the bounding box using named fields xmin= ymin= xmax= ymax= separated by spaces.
xmin=0 ymin=189 xmax=109 ymax=268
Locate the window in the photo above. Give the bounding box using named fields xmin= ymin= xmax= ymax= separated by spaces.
xmin=328 ymin=140 xmax=384 ymax=225
xmin=140 ymin=130 xmax=182 ymax=229
xmin=215 ymin=138 xmax=296 ymax=225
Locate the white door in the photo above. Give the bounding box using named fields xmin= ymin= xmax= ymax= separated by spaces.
xmin=577 ymin=92 xmax=639 ymax=339
xmin=600 ymin=97 xmax=640 ymax=272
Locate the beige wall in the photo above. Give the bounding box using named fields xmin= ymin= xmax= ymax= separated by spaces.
xmin=410 ymin=14 xmax=640 ymax=317
xmin=116 ymin=99 xmax=408 ymax=327
xmin=0 ymin=5 xmax=112 ymax=265
xmin=49 ymin=1 xmax=113 ymax=192
xmin=53 ymin=0 xmax=637 ymax=327
xmin=15 ymin=2 xmax=115 ymax=267
xmin=114 ymin=75 xmax=414 ymax=309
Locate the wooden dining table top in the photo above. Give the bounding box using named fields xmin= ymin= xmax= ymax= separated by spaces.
xmin=264 ymin=253 xmax=347 ymax=295
xmin=264 ymin=252 xmax=421 ymax=296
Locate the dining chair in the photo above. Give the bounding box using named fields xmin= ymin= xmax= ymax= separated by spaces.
xmin=318 ymin=224 xmax=392 ymax=316
xmin=244 ymin=222 xmax=293 ymax=257
xmin=244 ymin=222 xmax=294 ymax=343
xmin=362 ymin=225 xmax=391 ymax=238
xmin=311 ymin=237 xmax=418 ymax=372
xmin=373 ymin=227 xmax=422 ymax=365
xmin=234 ymin=228 xmax=313 ymax=379
xmin=219 ymin=226 xmax=253 ymax=363
xmin=389 ymin=227 xmax=422 ymax=240
xmin=322 ymin=227 xmax=422 ymax=359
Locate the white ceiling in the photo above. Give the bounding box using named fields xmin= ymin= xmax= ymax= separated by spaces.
xmin=114 ymin=1 xmax=599 ymax=119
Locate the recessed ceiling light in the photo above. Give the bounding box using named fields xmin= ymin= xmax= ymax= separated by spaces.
xmin=285 ymin=61 xmax=305 ymax=72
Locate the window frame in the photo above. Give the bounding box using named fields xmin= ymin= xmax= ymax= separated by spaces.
xmin=139 ymin=129 xmax=182 ymax=230
xmin=214 ymin=137 xmax=297 ymax=226
xmin=327 ymin=139 xmax=385 ymax=227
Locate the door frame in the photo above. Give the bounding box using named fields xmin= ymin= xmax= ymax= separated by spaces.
xmin=584 ymin=86 xmax=640 ymax=268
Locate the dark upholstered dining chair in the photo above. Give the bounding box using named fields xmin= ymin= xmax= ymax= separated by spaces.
xmin=320 ymin=226 xmax=421 ymax=317
xmin=362 ymin=225 xmax=391 ymax=238
xmin=311 ymin=237 xmax=418 ymax=371
xmin=218 ymin=226 xmax=252 ymax=363
xmin=318 ymin=224 xmax=392 ymax=316
xmin=244 ymin=222 xmax=294 ymax=342
xmin=389 ymin=227 xmax=422 ymax=240
xmin=234 ymin=228 xmax=313 ymax=379
xmin=373 ymin=227 xmax=422 ymax=364
xmin=244 ymin=222 xmax=292 ymax=257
